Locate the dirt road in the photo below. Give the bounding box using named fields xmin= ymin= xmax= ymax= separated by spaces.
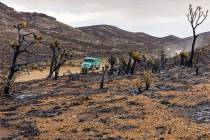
xmin=16 ymin=67 xmax=81 ymax=82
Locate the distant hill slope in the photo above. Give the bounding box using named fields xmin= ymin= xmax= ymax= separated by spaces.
xmin=0 ymin=2 xmax=210 ymax=60
xmin=0 ymin=2 xmax=106 ymax=59
xmin=79 ymin=25 xmax=210 ymax=55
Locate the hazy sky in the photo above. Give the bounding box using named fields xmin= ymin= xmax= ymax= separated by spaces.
xmin=1 ymin=0 xmax=210 ymax=37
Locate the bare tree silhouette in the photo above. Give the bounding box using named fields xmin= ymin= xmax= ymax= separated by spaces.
xmin=187 ymin=4 xmax=208 ymax=67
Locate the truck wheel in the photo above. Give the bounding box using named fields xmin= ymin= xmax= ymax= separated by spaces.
xmin=82 ymin=69 xmax=87 ymax=74
xmin=96 ymin=65 xmax=100 ymax=70
xmin=84 ymin=69 xmax=87 ymax=74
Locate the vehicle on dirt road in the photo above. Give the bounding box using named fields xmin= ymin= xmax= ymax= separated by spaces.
xmin=81 ymin=57 xmax=102 ymax=73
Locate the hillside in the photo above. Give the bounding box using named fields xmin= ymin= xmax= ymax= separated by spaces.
xmin=1 ymin=1 xmax=210 ymax=60
xmin=78 ymin=25 xmax=160 ymax=52
xmin=79 ymin=25 xmax=210 ymax=55
xmin=0 ymin=2 xmax=111 ymax=59
xmin=0 ymin=2 xmax=151 ymax=60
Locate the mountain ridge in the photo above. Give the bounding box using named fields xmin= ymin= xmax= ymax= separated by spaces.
xmin=79 ymin=24 xmax=210 ymax=53
xmin=1 ymin=1 xmax=210 ymax=59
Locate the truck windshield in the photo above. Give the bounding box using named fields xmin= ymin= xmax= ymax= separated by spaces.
xmin=84 ymin=59 xmax=95 ymax=63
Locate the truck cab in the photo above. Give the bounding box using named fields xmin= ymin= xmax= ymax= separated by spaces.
xmin=81 ymin=57 xmax=101 ymax=73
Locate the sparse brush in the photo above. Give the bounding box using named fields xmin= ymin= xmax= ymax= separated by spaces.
xmin=67 ymin=70 xmax=79 ymax=81
xmin=136 ymin=79 xmax=144 ymax=94
xmin=143 ymin=70 xmax=153 ymax=90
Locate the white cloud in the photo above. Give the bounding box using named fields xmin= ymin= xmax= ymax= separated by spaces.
xmin=5 ymin=2 xmax=108 ymax=25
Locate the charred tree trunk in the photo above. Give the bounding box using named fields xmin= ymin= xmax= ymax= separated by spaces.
xmin=3 ymin=46 xmax=19 ymax=95
xmin=126 ymin=53 xmax=132 ymax=75
xmin=109 ymin=64 xmax=114 ymax=75
xmin=188 ymin=32 xmax=198 ymax=67
xmin=47 ymin=46 xmax=56 ymax=79
xmin=3 ymin=71 xmax=15 ymax=96
xmin=180 ymin=56 xmax=185 ymax=66
xmin=3 ymin=70 xmax=16 ymax=95
xmin=130 ymin=60 xmax=137 ymax=75
xmin=100 ymin=68 xmax=107 ymax=89
xmin=54 ymin=62 xmax=62 ymax=80
xmin=196 ymin=66 xmax=199 ymax=75
xmin=54 ymin=68 xmax=59 ymax=80
xmin=118 ymin=65 xmax=121 ymax=76
xmin=47 ymin=60 xmax=54 ymax=78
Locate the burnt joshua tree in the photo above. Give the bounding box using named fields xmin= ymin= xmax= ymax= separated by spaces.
xmin=130 ymin=51 xmax=141 ymax=75
xmin=126 ymin=52 xmax=132 ymax=75
xmin=47 ymin=41 xmax=71 ymax=80
xmin=108 ymin=56 xmax=117 ymax=75
xmin=3 ymin=21 xmax=42 ymax=96
xmin=180 ymin=51 xmax=189 ymax=66
xmin=118 ymin=57 xmax=127 ymax=75
xmin=187 ymin=4 xmax=208 ymax=67
xmin=160 ymin=50 xmax=167 ymax=69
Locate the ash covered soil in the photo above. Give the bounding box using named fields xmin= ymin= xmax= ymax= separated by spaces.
xmin=1 ymin=66 xmax=210 ymax=140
